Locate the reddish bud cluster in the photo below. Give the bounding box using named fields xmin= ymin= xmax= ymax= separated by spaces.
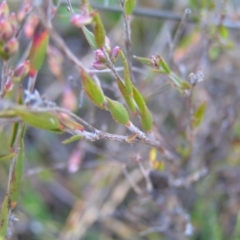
xmin=4 ymin=76 xmax=13 ymax=92
xmin=0 ymin=1 xmax=19 ymax=60
xmin=13 ymin=60 xmax=30 ymax=82
xmin=150 ymin=55 xmax=161 ymax=69
xmin=92 ymin=40 xmax=120 ymax=70
xmin=71 ymin=5 xmax=96 ymax=28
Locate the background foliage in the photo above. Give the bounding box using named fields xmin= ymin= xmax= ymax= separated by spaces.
xmin=1 ymin=0 xmax=240 ymax=239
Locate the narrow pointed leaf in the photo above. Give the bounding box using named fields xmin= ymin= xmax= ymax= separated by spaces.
xmin=57 ymin=113 xmax=84 ymax=131
xmin=152 ymin=69 xmax=168 ymax=74
xmin=192 ymin=101 xmax=206 ymax=128
xmin=10 ymin=89 xmax=23 ymax=147
xmin=132 ymin=85 xmax=145 ymax=111
xmin=140 ymin=104 xmax=153 ymax=131
xmin=126 ymin=133 xmax=138 ymax=143
xmin=133 ymin=86 xmax=153 ymax=131
xmin=0 ymin=194 xmax=9 ymax=240
xmin=9 ymin=139 xmax=24 ymax=209
xmin=125 ymin=0 xmax=136 ymax=15
xmin=169 ymin=72 xmax=183 ymax=88
xmin=159 ymin=57 xmax=171 ymax=74
xmin=116 ymin=78 xmax=136 ymax=113
xmin=106 ymin=97 xmax=130 ymax=125
xmin=14 ymin=107 xmax=62 ymax=132
xmin=93 ymin=13 xmax=105 ymax=48
xmin=133 ymin=55 xmax=153 ymax=67
xmin=10 ymin=123 xmax=19 ymax=148
xmin=0 ymin=152 xmax=16 ymax=162
xmin=219 ymin=25 xmax=228 ymax=39
xmin=149 ymin=147 xmax=157 ymax=162
xmin=80 ymin=70 xmax=105 ymax=108
xmin=62 ymin=135 xmax=83 ymax=144
xmin=29 ymin=25 xmax=49 ymax=76
xmin=169 ymin=73 xmax=191 ymax=90
xmin=120 ymin=50 xmax=132 ymax=96
xmin=82 ymin=26 xmax=97 ymax=50
xmin=180 ymin=81 xmax=191 ymax=90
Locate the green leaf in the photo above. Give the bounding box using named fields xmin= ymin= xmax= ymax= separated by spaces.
xmin=0 ymin=152 xmax=17 ymax=162
xmin=192 ymin=101 xmax=206 ymax=128
xmin=169 ymin=73 xmax=191 ymax=90
xmin=133 ymin=55 xmax=153 ymax=67
xmin=132 ymin=86 xmax=153 ymax=131
xmin=10 ymin=123 xmax=19 ymax=148
xmin=9 ymin=139 xmax=24 ymax=209
xmin=169 ymin=72 xmax=183 ymax=88
xmin=219 ymin=25 xmax=228 ymax=39
xmin=57 ymin=114 xmax=84 ymax=131
xmin=152 ymin=69 xmax=168 ymax=74
xmin=0 ymin=194 xmax=9 ymax=240
xmin=29 ymin=27 xmax=49 ymax=76
xmin=93 ymin=13 xmax=105 ymax=48
xmin=62 ymin=135 xmax=83 ymax=144
xmin=140 ymin=105 xmax=153 ymax=131
xmin=82 ymin=26 xmax=98 ymax=50
xmin=116 ymin=78 xmax=136 ymax=113
xmin=14 ymin=107 xmax=62 ymax=132
xmin=132 ymin=85 xmax=145 ymax=111
xmin=106 ymin=97 xmax=130 ymax=125
xmin=125 ymin=0 xmax=136 ymax=15
xmin=81 ymin=70 xmax=106 ymax=108
xmin=120 ymin=50 xmax=133 ymax=96
xmin=180 ymin=81 xmax=191 ymax=90
xmin=158 ymin=56 xmax=171 ymax=74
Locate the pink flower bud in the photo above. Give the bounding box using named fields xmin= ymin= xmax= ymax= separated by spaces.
xmin=92 ymin=61 xmax=108 ymax=70
xmin=111 ymin=46 xmax=120 ymax=60
xmin=150 ymin=55 xmax=159 ymax=68
xmin=4 ymin=77 xmax=13 ymax=92
xmin=71 ymin=14 xmax=93 ymax=27
xmin=4 ymin=38 xmax=19 ymax=57
xmin=94 ymin=49 xmax=105 ymax=62
xmin=104 ymin=36 xmax=111 ymax=52
xmin=0 ymin=18 xmax=14 ymax=41
xmin=24 ymin=15 xmax=38 ymax=38
xmin=0 ymin=1 xmax=9 ymax=18
xmin=13 ymin=60 xmax=30 ymax=82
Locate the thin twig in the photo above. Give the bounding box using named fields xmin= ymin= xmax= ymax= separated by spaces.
xmin=102 ymin=47 xmax=123 ymax=81
xmin=119 ymin=0 xmax=133 ymax=77
xmin=0 ymin=60 xmax=9 ymax=98
xmin=66 ymin=0 xmax=75 ymax=14
xmin=187 ymin=87 xmax=194 ymax=144
xmin=87 ymin=3 xmax=240 ymax=30
xmin=169 ymin=8 xmax=191 ymax=60
xmin=89 ymin=66 xmax=145 ymax=75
